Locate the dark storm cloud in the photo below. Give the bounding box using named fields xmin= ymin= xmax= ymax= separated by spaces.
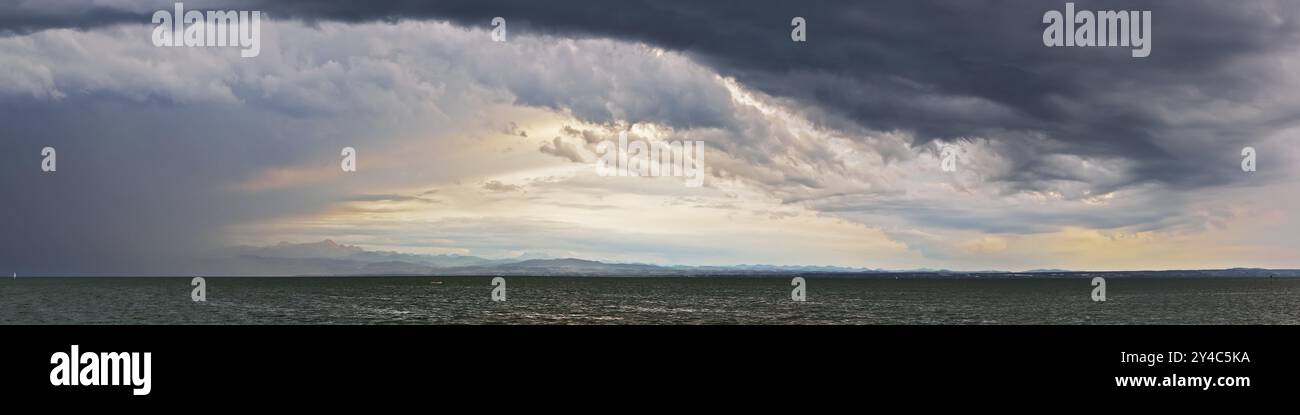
xmin=2 ymin=1 xmax=1298 ymax=273
xmin=59 ymin=0 xmax=1291 ymax=193
xmin=442 ymin=1 xmax=1292 ymax=191
xmin=0 ymin=94 xmax=354 ymax=275
xmin=4 ymin=1 xmax=1296 ymax=192
xmin=0 ymin=3 xmax=136 ymax=35
xmin=0 ymin=0 xmax=268 ymax=35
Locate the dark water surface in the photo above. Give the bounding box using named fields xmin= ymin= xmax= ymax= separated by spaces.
xmin=2 ymin=277 xmax=1298 ymax=324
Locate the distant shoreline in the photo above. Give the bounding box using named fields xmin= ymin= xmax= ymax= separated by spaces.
xmin=14 ymin=271 xmax=1300 ymax=279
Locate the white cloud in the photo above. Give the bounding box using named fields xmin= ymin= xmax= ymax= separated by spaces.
xmin=2 ymin=18 xmax=1297 ymax=270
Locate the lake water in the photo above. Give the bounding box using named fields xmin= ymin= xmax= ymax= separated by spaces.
xmin=2 ymin=276 xmax=1299 ymax=324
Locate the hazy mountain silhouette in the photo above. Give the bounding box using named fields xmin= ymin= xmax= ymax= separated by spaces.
xmin=203 ymin=240 xmax=1300 ymax=277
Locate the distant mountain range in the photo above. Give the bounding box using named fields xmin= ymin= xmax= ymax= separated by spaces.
xmin=206 ymin=240 xmax=1300 ymax=278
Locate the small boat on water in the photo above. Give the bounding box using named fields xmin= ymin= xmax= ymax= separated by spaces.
xmin=430 ymin=281 xmax=443 ymax=285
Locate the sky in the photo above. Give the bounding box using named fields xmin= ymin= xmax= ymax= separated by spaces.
xmin=1 ymin=0 xmax=1299 ymax=274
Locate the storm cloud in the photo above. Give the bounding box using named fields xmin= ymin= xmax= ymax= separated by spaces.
xmin=8 ymin=0 xmax=1294 ymax=188
xmin=2 ymin=1 xmax=1298 ymax=273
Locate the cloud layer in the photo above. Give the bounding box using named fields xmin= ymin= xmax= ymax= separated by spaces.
xmin=2 ymin=1 xmax=1298 ymax=274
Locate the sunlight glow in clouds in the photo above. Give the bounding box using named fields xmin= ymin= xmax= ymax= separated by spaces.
xmin=2 ymin=8 xmax=1299 ymax=273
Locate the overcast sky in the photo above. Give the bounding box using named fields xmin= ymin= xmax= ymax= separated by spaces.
xmin=2 ymin=0 xmax=1298 ymax=274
